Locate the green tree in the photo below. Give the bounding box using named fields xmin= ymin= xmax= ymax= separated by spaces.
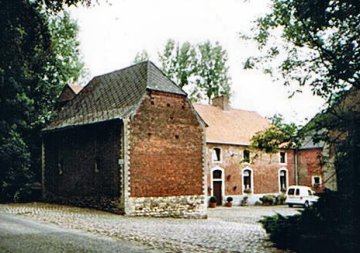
xmin=48 ymin=11 xmax=86 ymax=89
xmin=248 ymin=1 xmax=360 ymax=252
xmin=158 ymin=39 xmax=197 ymax=89
xmin=0 ymin=0 xmax=84 ymax=202
xmin=196 ymin=41 xmax=231 ymax=103
xmin=157 ymin=40 xmax=231 ymax=102
xmin=251 ymin=114 xmax=299 ymax=153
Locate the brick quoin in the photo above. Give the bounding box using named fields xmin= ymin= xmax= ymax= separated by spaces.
xmin=129 ymin=91 xmax=204 ymax=197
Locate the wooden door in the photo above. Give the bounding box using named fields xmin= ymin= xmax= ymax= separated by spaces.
xmin=213 ymin=181 xmax=222 ymax=205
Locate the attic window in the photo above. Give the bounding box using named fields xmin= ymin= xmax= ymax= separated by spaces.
xmin=280 ymin=151 xmax=286 ymax=163
xmin=243 ymin=150 xmax=250 ymax=163
xmin=212 ymin=148 xmax=221 ymax=162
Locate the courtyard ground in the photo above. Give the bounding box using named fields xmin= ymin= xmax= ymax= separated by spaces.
xmin=0 ymin=203 xmax=299 ymax=252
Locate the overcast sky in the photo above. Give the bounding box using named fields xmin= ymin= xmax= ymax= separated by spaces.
xmin=69 ymin=0 xmax=325 ymax=125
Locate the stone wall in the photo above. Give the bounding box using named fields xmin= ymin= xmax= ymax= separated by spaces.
xmin=43 ymin=120 xmax=123 ymax=212
xmin=126 ymin=195 xmax=207 ymax=218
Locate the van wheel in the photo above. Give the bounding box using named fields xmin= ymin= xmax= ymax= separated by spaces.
xmin=288 ymin=204 xmax=293 ymax=208
xmin=304 ymin=201 xmax=309 ymax=208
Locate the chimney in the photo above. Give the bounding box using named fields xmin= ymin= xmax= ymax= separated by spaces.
xmin=212 ymin=95 xmax=230 ymax=110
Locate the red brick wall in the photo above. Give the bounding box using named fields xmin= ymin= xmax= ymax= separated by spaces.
xmin=207 ymin=144 xmax=295 ymax=195
xmin=297 ymin=148 xmax=324 ymax=190
xmin=129 ymin=91 xmax=204 ymax=197
xmin=43 ymin=120 xmax=122 ymax=211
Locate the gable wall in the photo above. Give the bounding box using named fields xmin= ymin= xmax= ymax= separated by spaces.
xmin=43 ymin=120 xmax=123 ymax=212
xmin=126 ymin=91 xmax=206 ymax=218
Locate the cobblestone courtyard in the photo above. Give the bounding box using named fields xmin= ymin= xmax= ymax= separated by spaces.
xmin=0 ymin=203 xmax=299 ymax=252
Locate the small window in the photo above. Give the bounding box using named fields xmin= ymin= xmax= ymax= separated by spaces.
xmin=213 ymin=170 xmax=222 ymax=179
xmin=312 ymin=176 xmax=321 ymax=188
xmin=212 ymin=148 xmax=221 ymax=162
xmin=94 ymin=158 xmax=100 ymax=173
xmin=308 ymin=190 xmax=312 ymax=196
xmin=280 ymin=151 xmax=286 ymax=163
xmin=314 ymin=177 xmax=320 ymax=184
xmin=58 ymin=161 xmax=63 ymax=175
xmin=243 ymin=150 xmax=250 ymax=163
xmin=295 ymin=189 xmax=300 ymax=195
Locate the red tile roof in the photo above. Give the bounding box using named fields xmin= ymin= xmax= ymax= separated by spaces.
xmin=193 ymin=104 xmax=270 ymax=146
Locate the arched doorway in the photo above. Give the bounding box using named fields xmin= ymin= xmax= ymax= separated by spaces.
xmin=212 ymin=168 xmax=224 ymax=205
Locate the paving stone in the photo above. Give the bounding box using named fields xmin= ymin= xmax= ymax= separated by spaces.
xmin=0 ymin=204 xmax=299 ymax=253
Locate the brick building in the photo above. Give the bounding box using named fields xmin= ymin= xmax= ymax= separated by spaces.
xmin=194 ymin=96 xmax=296 ymax=205
xmin=42 ymin=61 xmax=207 ymax=218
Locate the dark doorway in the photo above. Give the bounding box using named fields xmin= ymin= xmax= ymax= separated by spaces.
xmin=213 ymin=181 xmax=222 ymax=205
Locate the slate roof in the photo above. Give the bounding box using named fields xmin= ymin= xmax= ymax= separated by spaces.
xmin=299 ymin=135 xmax=325 ymax=150
xmin=45 ymin=61 xmax=186 ymax=131
xmin=193 ymin=104 xmax=270 ymax=146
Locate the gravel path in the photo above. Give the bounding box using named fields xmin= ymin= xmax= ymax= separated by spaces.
xmin=0 ymin=203 xmax=299 ymax=253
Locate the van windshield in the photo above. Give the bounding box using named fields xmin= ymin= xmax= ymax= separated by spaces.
xmin=288 ymin=189 xmax=295 ymax=195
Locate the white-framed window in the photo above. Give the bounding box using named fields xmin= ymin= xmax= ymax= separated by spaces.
xmin=312 ymin=175 xmax=322 ymax=188
xmin=242 ymin=167 xmax=253 ymax=193
xmin=212 ymin=147 xmax=222 ymax=162
xmin=279 ymin=151 xmax=286 ymax=164
xmin=278 ymin=168 xmax=288 ymax=193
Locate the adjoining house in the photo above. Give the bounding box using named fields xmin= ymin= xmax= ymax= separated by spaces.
xmin=42 ymin=61 xmax=207 ymax=218
xmin=194 ymin=96 xmax=296 ymax=205
xmin=296 ymin=136 xmax=336 ymax=192
xmin=296 ymin=88 xmax=360 ymax=193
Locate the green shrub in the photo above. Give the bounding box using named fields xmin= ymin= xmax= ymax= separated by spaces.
xmin=259 ymin=195 xmax=275 ymax=205
xmin=259 ymin=191 xmax=359 ymax=253
xmin=275 ymin=194 xmax=286 ymax=205
xmin=209 ymin=196 xmax=217 ymax=203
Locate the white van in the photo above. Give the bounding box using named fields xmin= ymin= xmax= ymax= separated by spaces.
xmin=285 ymin=185 xmax=319 ymax=207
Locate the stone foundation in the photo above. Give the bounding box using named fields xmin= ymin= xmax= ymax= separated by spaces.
xmin=126 ymin=195 xmax=207 ymax=218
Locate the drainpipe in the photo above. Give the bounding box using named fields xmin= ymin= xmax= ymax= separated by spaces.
xmin=294 ymin=149 xmax=299 ymax=185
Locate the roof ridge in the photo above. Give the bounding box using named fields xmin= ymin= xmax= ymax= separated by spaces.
xmin=194 ymin=103 xmax=261 ymax=114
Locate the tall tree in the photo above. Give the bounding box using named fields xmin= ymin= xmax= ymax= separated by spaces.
xmin=0 ymin=0 xmax=84 ymax=202
xmin=248 ymin=1 xmax=360 ymax=252
xmin=156 ymin=40 xmax=231 ymax=102
xmin=158 ymin=39 xmax=198 ymax=90
xmin=196 ymin=41 xmax=231 ymax=103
